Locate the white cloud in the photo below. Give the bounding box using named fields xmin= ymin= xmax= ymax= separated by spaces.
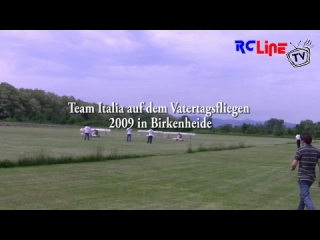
xmin=0 ymin=58 xmax=16 ymax=80
xmin=74 ymin=30 xmax=141 ymax=52
xmin=0 ymin=30 xmax=54 ymax=42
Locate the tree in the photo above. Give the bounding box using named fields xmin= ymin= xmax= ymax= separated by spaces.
xmin=177 ymin=115 xmax=192 ymax=132
xmin=218 ymin=124 xmax=233 ymax=133
xmin=299 ymin=120 xmax=315 ymax=133
xmin=264 ymin=118 xmax=286 ymax=135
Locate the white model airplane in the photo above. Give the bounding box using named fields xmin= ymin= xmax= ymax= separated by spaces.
xmin=80 ymin=128 xmax=111 ymax=137
xmin=136 ymin=130 xmax=196 ymax=139
xmin=137 ymin=130 xmax=164 ymax=134
xmin=162 ymin=132 xmax=196 ymax=139
xmin=136 ymin=130 xmax=164 ymax=137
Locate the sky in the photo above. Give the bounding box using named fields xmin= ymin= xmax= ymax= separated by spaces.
xmin=0 ymin=30 xmax=319 ymax=124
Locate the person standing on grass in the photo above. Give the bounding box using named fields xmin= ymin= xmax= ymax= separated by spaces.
xmin=84 ymin=125 xmax=91 ymax=140
xmin=126 ymin=127 xmax=132 ymax=142
xmin=147 ymin=128 xmax=154 ymax=144
xmin=296 ymin=133 xmax=301 ymax=148
xmin=291 ymin=133 xmax=320 ymax=210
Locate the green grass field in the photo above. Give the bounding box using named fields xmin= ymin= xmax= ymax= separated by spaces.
xmin=0 ymin=125 xmax=319 ymax=209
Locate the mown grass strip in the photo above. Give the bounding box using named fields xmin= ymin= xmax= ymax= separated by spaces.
xmin=0 ymin=142 xmax=252 ymax=168
xmin=186 ymin=141 xmax=252 ymax=153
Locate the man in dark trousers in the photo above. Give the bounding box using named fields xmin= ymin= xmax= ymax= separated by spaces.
xmin=147 ymin=128 xmax=154 ymax=144
xmin=84 ymin=125 xmax=91 ymax=140
xmin=126 ymin=127 xmax=132 ymax=142
xmin=295 ymin=134 xmax=301 ymax=148
xmin=291 ymin=133 xmax=320 ymax=210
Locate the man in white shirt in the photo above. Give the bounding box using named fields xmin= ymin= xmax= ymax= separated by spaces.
xmin=296 ymin=134 xmax=301 ymax=148
xmin=84 ymin=125 xmax=91 ymax=140
xmin=147 ymin=129 xmax=154 ymax=144
xmin=126 ymin=127 xmax=132 ymax=142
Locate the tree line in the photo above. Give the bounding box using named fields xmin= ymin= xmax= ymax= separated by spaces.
xmin=205 ymin=118 xmax=320 ymax=138
xmin=0 ymin=82 xmax=182 ymax=130
xmin=1 ymin=82 xmax=320 ymax=137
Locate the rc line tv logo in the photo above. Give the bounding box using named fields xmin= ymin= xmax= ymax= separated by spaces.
xmin=235 ymin=39 xmax=313 ymax=68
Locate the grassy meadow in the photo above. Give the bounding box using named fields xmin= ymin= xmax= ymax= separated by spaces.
xmin=0 ymin=124 xmax=319 ymax=210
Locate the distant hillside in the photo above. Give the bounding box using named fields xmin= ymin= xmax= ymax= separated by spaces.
xmin=186 ymin=115 xmax=297 ymax=128
xmin=0 ymin=82 xmax=177 ymax=127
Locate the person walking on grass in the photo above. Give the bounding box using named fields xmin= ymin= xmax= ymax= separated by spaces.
xmin=291 ymin=133 xmax=320 ymax=210
xmin=147 ymin=128 xmax=154 ymax=144
xmin=126 ymin=127 xmax=132 ymax=142
xmin=84 ymin=125 xmax=91 ymax=140
xmin=296 ymin=133 xmax=301 ymax=148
